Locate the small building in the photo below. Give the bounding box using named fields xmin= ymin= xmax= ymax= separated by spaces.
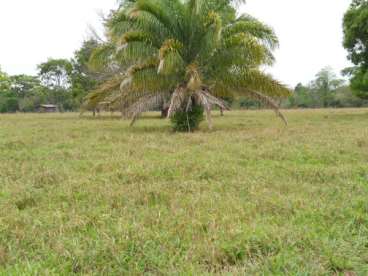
xmin=39 ymin=104 xmax=59 ymax=113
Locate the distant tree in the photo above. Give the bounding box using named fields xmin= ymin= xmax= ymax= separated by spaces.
xmin=8 ymin=75 xmax=47 ymax=112
xmin=311 ymin=67 xmax=344 ymax=107
xmin=334 ymin=85 xmax=368 ymax=107
xmin=0 ymin=66 xmax=73 ymax=113
xmin=283 ymin=67 xmax=366 ymax=109
xmin=38 ymin=59 xmax=75 ymax=111
xmin=70 ymin=39 xmax=99 ymax=105
xmin=0 ymin=66 xmax=7 ymax=79
xmin=9 ymin=75 xmax=41 ymax=98
xmin=343 ymin=0 xmax=368 ymax=98
xmin=290 ymin=83 xmax=315 ymax=108
xmin=38 ymin=59 xmax=73 ymax=90
xmin=0 ymin=67 xmax=11 ymax=92
xmin=0 ymin=93 xmax=18 ymax=113
xmin=0 ymin=68 xmax=18 ymax=112
xmin=36 ymin=43 xmax=101 ymax=112
xmin=239 ymin=97 xmax=261 ymax=109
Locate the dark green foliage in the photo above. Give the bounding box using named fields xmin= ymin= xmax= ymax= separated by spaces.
xmin=343 ymin=0 xmax=368 ymax=67
xmin=38 ymin=59 xmax=73 ymax=89
xmin=0 ymin=39 xmax=99 ymax=113
xmin=284 ymin=67 xmax=368 ymax=108
xmin=0 ymin=74 xmax=46 ymax=113
xmin=239 ymin=98 xmax=261 ymax=109
xmin=286 ymin=83 xmax=315 ymax=108
xmin=70 ymin=39 xmax=99 ymax=105
xmin=312 ymin=67 xmax=344 ymax=107
xmin=220 ymin=95 xmax=235 ymax=106
xmin=36 ymin=41 xmax=99 ymax=111
xmin=334 ymin=85 xmax=368 ymax=107
xmin=15 ymin=196 xmax=37 ymax=211
xmin=347 ymin=67 xmax=368 ymax=99
xmin=170 ymin=105 xmax=204 ymax=132
xmin=343 ymin=0 xmax=368 ymax=98
xmin=0 ymin=94 xmax=18 ymax=113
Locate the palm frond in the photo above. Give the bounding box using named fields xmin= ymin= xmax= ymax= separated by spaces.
xmin=197 ymin=88 xmax=230 ymax=110
xmin=134 ymin=0 xmax=177 ymax=36
xmin=193 ymin=88 xmax=213 ymax=129
xmin=246 ymin=89 xmax=288 ymax=125
xmin=240 ymin=70 xmax=291 ymax=98
xmin=224 ymin=15 xmax=279 ymax=49
xmin=167 ymin=86 xmax=187 ymax=117
xmin=84 ymin=0 xmax=288 ymax=129
xmin=89 ymin=43 xmax=116 ymax=71
xmin=127 ymin=92 xmax=168 ymax=125
xmin=81 ymin=76 xmax=124 ymax=112
xmin=158 ymin=39 xmax=185 ymax=75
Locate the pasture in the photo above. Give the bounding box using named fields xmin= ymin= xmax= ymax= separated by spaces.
xmin=0 ymin=109 xmax=368 ymax=274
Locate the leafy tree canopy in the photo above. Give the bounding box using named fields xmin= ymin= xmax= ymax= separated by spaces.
xmin=312 ymin=67 xmax=345 ymax=92
xmin=0 ymin=67 xmax=11 ymax=92
xmin=70 ymin=39 xmax=100 ymax=103
xmin=0 ymin=66 xmax=7 ymax=80
xmin=343 ymin=0 xmax=368 ymax=98
xmin=8 ymin=75 xmax=42 ymax=98
xmin=38 ymin=59 xmax=73 ymax=90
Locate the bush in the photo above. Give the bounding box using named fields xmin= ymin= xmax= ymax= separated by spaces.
xmin=220 ymin=95 xmax=235 ymax=106
xmin=239 ymin=98 xmax=260 ymax=109
xmin=0 ymin=96 xmax=18 ymax=113
xmin=18 ymin=97 xmax=37 ymax=112
xmin=171 ymin=105 xmax=204 ymax=132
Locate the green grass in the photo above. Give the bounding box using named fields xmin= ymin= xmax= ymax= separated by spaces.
xmin=0 ymin=109 xmax=368 ymax=275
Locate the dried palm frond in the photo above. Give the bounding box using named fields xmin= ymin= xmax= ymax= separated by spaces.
xmin=127 ymin=93 xmax=168 ymax=126
xmin=80 ymin=76 xmax=125 ymax=114
xmin=167 ymin=86 xmax=187 ymax=118
xmin=198 ymin=88 xmax=230 ymax=110
xmin=193 ymin=89 xmax=213 ymax=129
xmin=246 ymin=89 xmax=288 ymax=125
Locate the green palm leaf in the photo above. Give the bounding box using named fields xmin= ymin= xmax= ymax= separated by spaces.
xmin=84 ymin=0 xmax=291 ymax=129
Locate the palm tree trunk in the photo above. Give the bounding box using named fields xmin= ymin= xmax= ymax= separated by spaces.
xmin=161 ymin=107 xmax=169 ymax=118
xmin=204 ymin=105 xmax=213 ymax=130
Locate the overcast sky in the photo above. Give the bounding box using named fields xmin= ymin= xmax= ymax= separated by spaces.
xmin=0 ymin=0 xmax=352 ymax=87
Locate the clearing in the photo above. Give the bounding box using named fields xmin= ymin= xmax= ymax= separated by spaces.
xmin=0 ymin=109 xmax=367 ymax=274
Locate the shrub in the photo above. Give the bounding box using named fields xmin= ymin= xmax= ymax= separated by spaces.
xmin=239 ymin=98 xmax=261 ymax=109
xmin=171 ymin=105 xmax=204 ymax=132
xmin=0 ymin=96 xmax=18 ymax=113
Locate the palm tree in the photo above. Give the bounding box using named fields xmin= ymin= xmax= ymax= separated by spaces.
xmin=83 ymin=0 xmax=290 ymax=129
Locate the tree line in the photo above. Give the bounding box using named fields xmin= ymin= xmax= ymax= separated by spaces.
xmin=283 ymin=67 xmax=368 ymax=109
xmin=0 ymin=40 xmax=99 ymax=113
xmin=0 ymin=0 xmax=367 ymax=118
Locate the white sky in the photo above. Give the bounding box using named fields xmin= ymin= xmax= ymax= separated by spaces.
xmin=0 ymin=0 xmax=352 ymax=87
xmin=243 ymin=0 xmax=352 ymax=87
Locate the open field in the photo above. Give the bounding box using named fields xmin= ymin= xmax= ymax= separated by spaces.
xmin=0 ymin=109 xmax=368 ymax=275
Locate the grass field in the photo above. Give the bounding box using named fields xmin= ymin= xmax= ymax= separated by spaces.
xmin=0 ymin=109 xmax=368 ymax=275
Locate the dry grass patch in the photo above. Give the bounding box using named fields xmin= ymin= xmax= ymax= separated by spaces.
xmin=0 ymin=109 xmax=368 ymax=274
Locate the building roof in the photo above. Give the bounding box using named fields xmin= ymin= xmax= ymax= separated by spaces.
xmin=40 ymin=104 xmax=58 ymax=108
